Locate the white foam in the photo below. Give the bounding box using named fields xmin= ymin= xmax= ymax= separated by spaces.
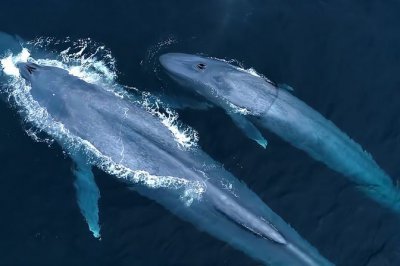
xmin=0 ymin=39 xmax=205 ymax=205
xmin=227 ymin=101 xmax=251 ymax=115
xmin=140 ymin=92 xmax=199 ymax=149
xmin=0 ymin=48 xmax=30 ymax=77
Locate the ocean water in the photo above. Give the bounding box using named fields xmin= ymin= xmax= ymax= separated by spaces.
xmin=1 ymin=0 xmax=400 ymax=265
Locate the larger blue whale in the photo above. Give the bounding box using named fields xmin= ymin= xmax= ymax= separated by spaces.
xmin=159 ymin=53 xmax=398 ymax=214
xmin=0 ymin=39 xmax=332 ymax=265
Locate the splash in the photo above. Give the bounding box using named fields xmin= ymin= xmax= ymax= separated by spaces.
xmin=227 ymin=102 xmax=251 ymax=115
xmin=142 ymin=36 xmax=177 ymax=72
xmin=0 ymin=38 xmax=204 ymax=205
xmin=140 ymin=92 xmax=199 ymax=149
xmin=0 ymin=48 xmax=30 ymax=77
xmin=27 ymin=37 xmax=117 ymax=85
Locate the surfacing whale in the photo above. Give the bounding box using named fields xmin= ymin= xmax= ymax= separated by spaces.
xmin=159 ymin=53 xmax=398 ymax=214
xmin=0 ymin=40 xmax=333 ymax=265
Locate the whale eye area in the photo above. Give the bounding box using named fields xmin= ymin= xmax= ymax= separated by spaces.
xmin=196 ymin=63 xmax=206 ymax=70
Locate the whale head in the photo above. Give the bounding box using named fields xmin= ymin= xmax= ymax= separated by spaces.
xmin=159 ymin=53 xmax=278 ymax=115
xmin=17 ymin=62 xmax=41 ymax=81
xmin=159 ymin=53 xmax=237 ymax=91
xmin=17 ymin=62 xmax=74 ymax=117
xmin=17 ymin=62 xmax=70 ymax=93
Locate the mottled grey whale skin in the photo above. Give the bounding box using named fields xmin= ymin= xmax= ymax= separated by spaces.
xmin=16 ymin=62 xmax=332 ymax=266
xmin=160 ymin=53 xmax=398 ymax=213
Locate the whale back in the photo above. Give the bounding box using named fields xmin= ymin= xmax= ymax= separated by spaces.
xmin=20 ymin=63 xmax=199 ymax=179
xmin=210 ymin=69 xmax=278 ymax=115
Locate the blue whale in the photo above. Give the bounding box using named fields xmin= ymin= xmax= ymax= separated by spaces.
xmin=1 ymin=59 xmax=334 ymax=266
xmin=159 ymin=53 xmax=398 ymax=214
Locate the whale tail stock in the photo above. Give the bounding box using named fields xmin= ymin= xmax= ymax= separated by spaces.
xmin=356 ymin=177 xmax=400 ymax=213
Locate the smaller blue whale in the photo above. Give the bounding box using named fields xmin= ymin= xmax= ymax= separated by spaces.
xmin=160 ymin=53 xmax=399 ymax=214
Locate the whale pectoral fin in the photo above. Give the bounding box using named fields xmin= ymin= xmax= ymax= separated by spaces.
xmin=228 ymin=113 xmax=268 ymax=148
xmin=71 ymin=154 xmax=101 ymax=239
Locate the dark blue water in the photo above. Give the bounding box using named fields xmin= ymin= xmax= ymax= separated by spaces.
xmin=1 ymin=0 xmax=400 ymax=265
